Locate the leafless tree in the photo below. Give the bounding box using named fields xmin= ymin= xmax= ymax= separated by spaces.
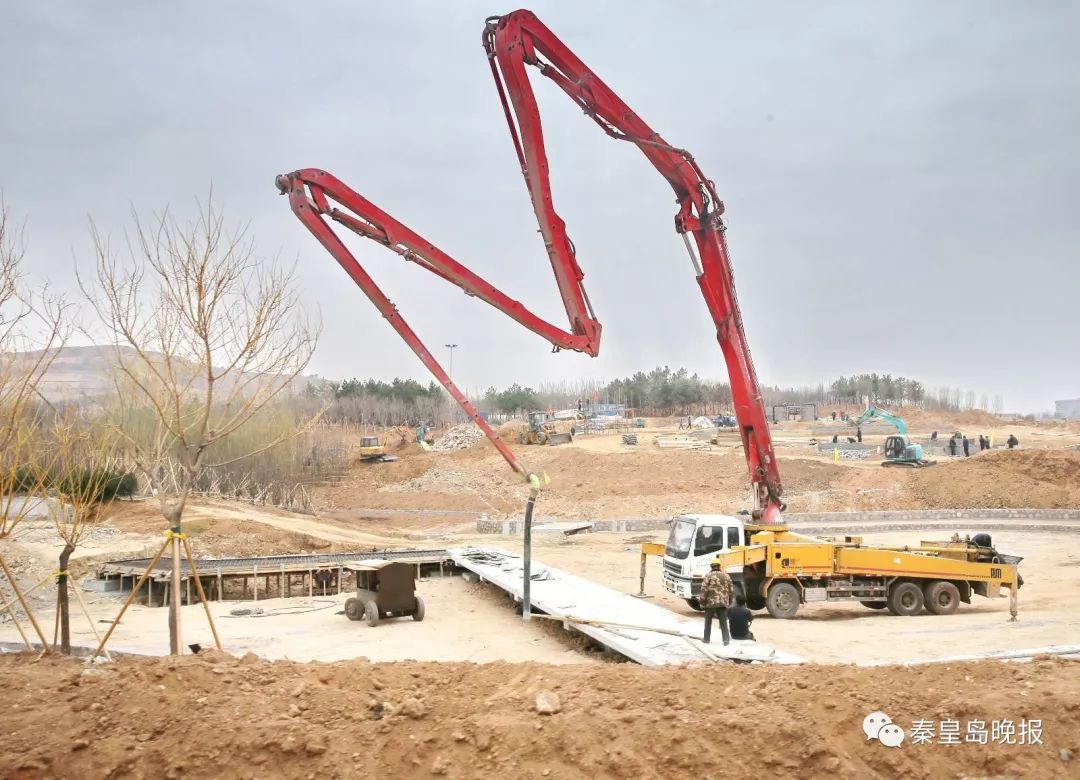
xmin=80 ymin=196 xmax=320 ymax=654
xmin=42 ymin=416 xmax=131 ymax=654
xmin=0 ymin=200 xmax=68 ymax=649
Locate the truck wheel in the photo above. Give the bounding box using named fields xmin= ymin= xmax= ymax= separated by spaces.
xmin=412 ymin=596 xmax=425 ymax=622
xmin=746 ymin=594 xmax=767 ymax=611
xmin=860 ymin=601 xmax=888 ymax=610
xmin=887 ymin=581 xmax=924 ymax=616
xmin=364 ymin=600 xmax=380 ymax=627
xmin=344 ymin=597 xmax=362 ymax=621
xmin=684 ymin=598 xmax=703 ymax=612
xmin=766 ymin=582 xmax=800 ymax=619
xmin=923 ymin=580 xmax=960 ymax=615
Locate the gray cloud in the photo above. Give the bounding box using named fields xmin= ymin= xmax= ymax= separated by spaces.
xmin=2 ymin=1 xmax=1077 ymax=411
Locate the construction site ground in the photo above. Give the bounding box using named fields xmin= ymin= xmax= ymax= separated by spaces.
xmin=2 ymin=412 xmax=1079 ymax=776
xmin=0 ymin=651 xmax=1074 ymax=779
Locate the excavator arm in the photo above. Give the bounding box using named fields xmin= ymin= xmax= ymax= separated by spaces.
xmin=853 ymin=406 xmax=909 ymax=436
xmin=275 ymin=9 xmax=783 ymax=523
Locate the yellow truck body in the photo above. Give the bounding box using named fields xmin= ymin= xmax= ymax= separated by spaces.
xmin=656 ymin=515 xmax=1022 ymax=619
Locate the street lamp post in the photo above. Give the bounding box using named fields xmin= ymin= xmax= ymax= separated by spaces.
xmin=444 ymin=343 xmax=458 ymax=379
xmin=443 ymin=344 xmax=459 ymax=427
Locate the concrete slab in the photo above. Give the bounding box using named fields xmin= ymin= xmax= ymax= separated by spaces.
xmin=450 ymin=546 xmax=805 ymax=667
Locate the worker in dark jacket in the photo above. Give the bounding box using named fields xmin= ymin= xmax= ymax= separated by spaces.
xmin=949 ymin=437 xmax=957 ymax=456
xmin=699 ymin=560 xmax=733 ymax=645
xmin=727 ymin=593 xmax=755 ymax=641
xmin=963 ymin=436 xmax=971 ymax=457
xmin=1007 ymin=434 xmax=1019 ymax=449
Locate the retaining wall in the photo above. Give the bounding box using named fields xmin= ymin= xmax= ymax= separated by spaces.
xmin=476 ymin=517 xmax=671 ymax=534
xmin=476 ymin=508 xmax=1080 ymax=534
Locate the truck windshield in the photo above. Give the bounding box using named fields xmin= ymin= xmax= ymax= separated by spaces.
xmin=666 ymin=518 xmax=696 ymax=559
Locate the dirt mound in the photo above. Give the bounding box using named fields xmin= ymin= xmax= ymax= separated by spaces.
xmin=103 ymin=499 xmax=338 ymax=557
xmin=909 ymin=450 xmax=1080 ymax=509
xmin=1 ymin=653 xmax=1075 ymax=779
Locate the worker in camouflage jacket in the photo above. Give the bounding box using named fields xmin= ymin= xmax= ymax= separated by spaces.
xmin=699 ymin=560 xmax=733 ymax=645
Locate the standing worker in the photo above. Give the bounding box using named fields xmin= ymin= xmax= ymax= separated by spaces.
xmin=856 ymin=425 xmax=862 ymax=443
xmin=699 ymin=560 xmax=733 ymax=645
xmin=963 ymin=436 xmax=971 ymax=457
xmin=949 ymin=436 xmax=957 ymax=456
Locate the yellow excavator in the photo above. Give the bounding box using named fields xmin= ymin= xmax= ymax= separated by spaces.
xmin=354 ymin=433 xmax=398 ymax=463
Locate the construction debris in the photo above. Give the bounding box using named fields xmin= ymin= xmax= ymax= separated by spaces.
xmin=432 ymin=424 xmax=485 ymax=451
xmin=654 ymin=435 xmax=709 ymax=450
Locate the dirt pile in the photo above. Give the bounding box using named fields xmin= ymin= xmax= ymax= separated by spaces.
xmin=433 ymin=424 xmax=486 ymax=451
xmin=908 ymin=450 xmax=1080 ymax=509
xmin=1 ymin=652 xmax=1075 ymax=779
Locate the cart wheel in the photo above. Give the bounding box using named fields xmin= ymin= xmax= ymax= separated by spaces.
xmin=412 ymin=596 xmax=425 ymax=622
xmin=364 ymin=600 xmax=380 ymax=627
xmin=344 ymin=597 xmax=362 ymax=621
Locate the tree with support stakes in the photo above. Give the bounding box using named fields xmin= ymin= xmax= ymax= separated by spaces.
xmin=0 ymin=199 xmax=68 ymax=652
xmin=79 ymin=195 xmax=320 ymax=655
xmin=44 ymin=421 xmax=133 ymax=654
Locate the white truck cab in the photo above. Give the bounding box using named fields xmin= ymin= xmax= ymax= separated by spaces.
xmin=662 ymin=514 xmax=748 ymax=609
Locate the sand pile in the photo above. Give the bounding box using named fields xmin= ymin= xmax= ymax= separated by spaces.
xmin=1 ymin=652 xmax=1075 ymax=779
xmin=433 ymin=424 xmax=485 ymax=451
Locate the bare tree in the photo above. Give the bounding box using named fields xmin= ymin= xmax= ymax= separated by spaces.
xmin=46 ymin=419 xmax=129 ymax=653
xmin=0 ymin=201 xmax=68 ymax=649
xmin=80 ymin=197 xmax=319 ymax=654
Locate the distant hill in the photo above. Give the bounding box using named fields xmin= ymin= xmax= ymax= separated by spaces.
xmin=16 ymin=345 xmax=120 ymax=401
xmin=14 ymin=345 xmax=321 ymax=403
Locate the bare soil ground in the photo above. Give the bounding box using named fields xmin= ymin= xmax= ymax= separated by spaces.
xmin=0 ymin=652 xmax=1076 ymax=780
xmin=308 ymin=428 xmax=1080 ymax=520
xmin=1 ymin=411 xmax=1079 ymax=778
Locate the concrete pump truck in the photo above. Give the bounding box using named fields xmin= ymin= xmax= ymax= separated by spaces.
xmin=275 ymin=9 xmax=1021 ymax=624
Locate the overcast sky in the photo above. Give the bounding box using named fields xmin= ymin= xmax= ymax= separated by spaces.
xmin=3 ymin=1 xmax=1078 ymax=412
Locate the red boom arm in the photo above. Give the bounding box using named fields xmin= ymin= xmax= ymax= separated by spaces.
xmin=276 ymin=9 xmax=783 ymax=523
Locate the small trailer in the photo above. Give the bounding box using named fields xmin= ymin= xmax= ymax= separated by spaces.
xmin=343 ymin=560 xmax=425 ymax=627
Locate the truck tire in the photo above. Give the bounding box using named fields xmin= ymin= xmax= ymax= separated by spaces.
xmin=746 ymin=594 xmax=767 ymax=611
xmin=344 ymin=597 xmax=362 ymax=621
xmin=860 ymin=601 xmax=888 ymax=610
xmin=684 ymin=598 xmax=703 ymax=612
xmin=766 ymin=582 xmax=800 ymax=619
xmin=887 ymin=581 xmax=924 ymax=616
xmin=412 ymin=596 xmax=425 ymax=622
xmin=923 ymin=580 xmax=960 ymax=615
xmin=364 ymin=600 xmax=380 ymax=627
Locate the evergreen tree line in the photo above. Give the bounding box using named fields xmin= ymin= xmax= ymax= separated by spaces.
xmin=302 ymin=368 xmax=1001 ymax=422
